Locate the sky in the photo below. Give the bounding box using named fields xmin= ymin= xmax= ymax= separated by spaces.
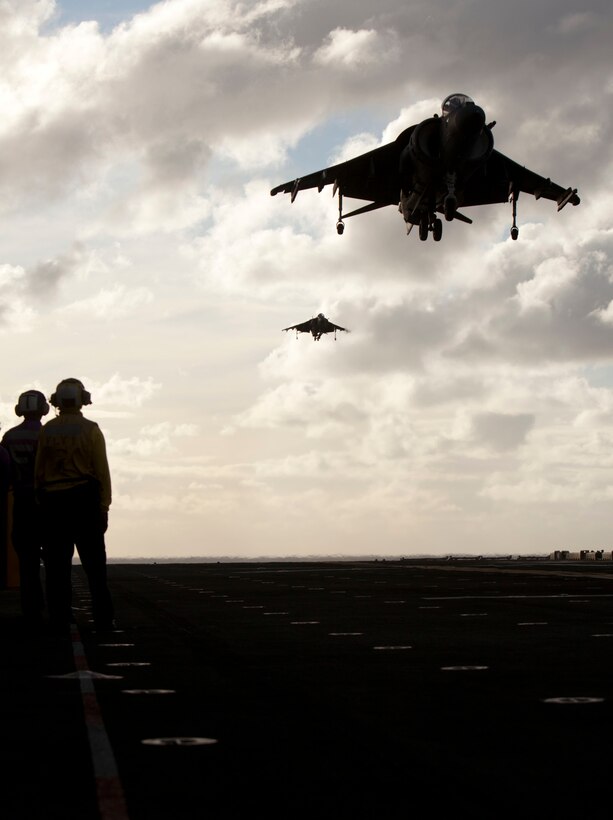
xmin=1 ymin=0 xmax=613 ymax=560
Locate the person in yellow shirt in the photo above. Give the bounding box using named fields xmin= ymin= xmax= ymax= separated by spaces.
xmin=35 ymin=378 xmax=115 ymax=633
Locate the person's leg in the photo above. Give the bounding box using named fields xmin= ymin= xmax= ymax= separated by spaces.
xmin=76 ymin=532 xmax=114 ymax=628
xmin=12 ymin=497 xmax=44 ymax=621
xmin=40 ymin=493 xmax=75 ymax=631
xmin=74 ymin=486 xmax=115 ymax=629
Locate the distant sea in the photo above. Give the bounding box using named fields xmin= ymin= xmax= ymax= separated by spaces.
xmin=107 ymin=554 xmax=541 ymax=564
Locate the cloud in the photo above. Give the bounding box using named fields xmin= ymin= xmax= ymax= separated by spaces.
xmin=89 ymin=373 xmax=162 ymax=407
xmin=313 ymin=28 xmax=398 ymax=69
xmin=26 ymin=244 xmax=90 ymax=297
xmin=470 ymin=412 xmax=535 ymax=451
xmin=0 ymin=0 xmax=306 ymax=218
xmin=0 ymin=263 xmax=35 ymax=331
xmin=65 ymin=284 xmax=154 ymax=318
xmin=229 ymin=378 xmax=367 ymax=438
xmin=2 ymin=0 xmax=613 ymax=557
xmin=553 ymin=12 xmax=597 ymax=35
xmin=2 ymin=243 xmax=150 ymax=332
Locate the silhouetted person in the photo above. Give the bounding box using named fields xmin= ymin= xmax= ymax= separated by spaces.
xmin=0 ymin=441 xmax=9 ymax=491
xmin=35 ymin=378 xmax=115 ymax=633
xmin=0 ymin=440 xmax=10 ymax=590
xmin=0 ymin=440 xmax=9 ymax=488
xmin=1 ymin=391 xmax=48 ymax=624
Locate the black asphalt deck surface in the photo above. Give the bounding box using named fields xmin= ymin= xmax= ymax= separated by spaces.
xmin=2 ymin=559 xmax=613 ymax=819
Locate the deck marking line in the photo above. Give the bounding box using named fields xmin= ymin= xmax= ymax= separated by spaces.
xmin=70 ymin=625 xmax=131 ymax=820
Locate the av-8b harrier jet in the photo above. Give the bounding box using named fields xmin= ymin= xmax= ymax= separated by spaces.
xmin=283 ymin=313 xmax=348 ymax=341
xmin=271 ymin=93 xmax=580 ymax=242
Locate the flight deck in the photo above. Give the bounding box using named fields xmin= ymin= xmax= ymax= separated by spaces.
xmin=2 ymin=559 xmax=612 ymax=818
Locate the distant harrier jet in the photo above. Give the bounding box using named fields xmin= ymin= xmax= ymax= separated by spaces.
xmin=283 ymin=313 xmax=349 ymax=341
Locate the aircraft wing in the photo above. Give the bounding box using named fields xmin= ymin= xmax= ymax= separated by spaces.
xmin=327 ymin=321 xmax=348 ymax=333
xmin=283 ymin=320 xmax=312 ymax=333
xmin=271 ymin=140 xmax=402 ymax=207
xmin=462 ymin=150 xmax=580 ymax=210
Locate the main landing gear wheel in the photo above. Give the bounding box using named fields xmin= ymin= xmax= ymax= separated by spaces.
xmin=432 ymin=218 xmax=443 ymax=241
xmin=419 ymin=218 xmax=429 ymax=241
xmin=511 ymin=226 xmax=519 ymax=240
xmin=336 ymin=220 xmax=345 ymax=235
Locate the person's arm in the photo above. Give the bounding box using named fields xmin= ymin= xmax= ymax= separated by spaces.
xmin=91 ymin=426 xmax=112 ymax=512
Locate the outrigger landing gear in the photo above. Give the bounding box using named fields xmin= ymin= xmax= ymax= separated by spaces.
xmin=336 ymin=190 xmax=345 ymax=235
xmin=510 ymin=186 xmax=519 ymax=240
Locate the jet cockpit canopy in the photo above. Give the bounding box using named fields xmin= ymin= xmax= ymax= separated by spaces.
xmin=442 ymin=93 xmax=474 ymax=117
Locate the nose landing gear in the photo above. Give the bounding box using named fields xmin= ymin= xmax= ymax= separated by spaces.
xmin=444 ymin=173 xmax=457 ymax=222
xmin=444 ymin=194 xmax=457 ymax=222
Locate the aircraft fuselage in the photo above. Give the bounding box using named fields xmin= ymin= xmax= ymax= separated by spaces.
xmin=398 ymin=96 xmax=494 ymax=230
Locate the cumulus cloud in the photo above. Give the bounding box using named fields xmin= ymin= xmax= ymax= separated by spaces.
xmin=90 ymin=373 xmax=162 ymax=408
xmin=0 ymin=263 xmax=36 ymax=331
xmin=0 ymin=0 xmax=307 ymax=218
xmin=313 ymin=28 xmax=397 ymax=69
xmin=26 ymin=244 xmax=92 ymax=297
xmin=553 ymin=12 xmax=597 ymax=35
xmin=1 ymin=0 xmax=613 ymax=557
xmin=0 ymin=293 xmax=36 ymax=334
xmin=593 ymin=302 xmax=613 ymax=325
xmin=470 ymin=412 xmax=535 ymax=451
xmin=64 ymin=284 xmax=154 ymax=318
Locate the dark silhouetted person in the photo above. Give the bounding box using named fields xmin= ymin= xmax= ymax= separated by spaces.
xmin=0 ymin=439 xmax=10 ymax=590
xmin=1 ymin=391 xmax=48 ymax=624
xmin=35 ymin=378 xmax=115 ymax=633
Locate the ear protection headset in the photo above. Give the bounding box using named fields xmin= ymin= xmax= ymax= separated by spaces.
xmin=49 ymin=378 xmax=92 ymax=410
xmin=15 ymin=390 xmax=50 ymax=417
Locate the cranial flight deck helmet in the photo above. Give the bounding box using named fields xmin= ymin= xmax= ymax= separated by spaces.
xmin=49 ymin=378 xmax=92 ymax=410
xmin=15 ymin=390 xmax=50 ymax=417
